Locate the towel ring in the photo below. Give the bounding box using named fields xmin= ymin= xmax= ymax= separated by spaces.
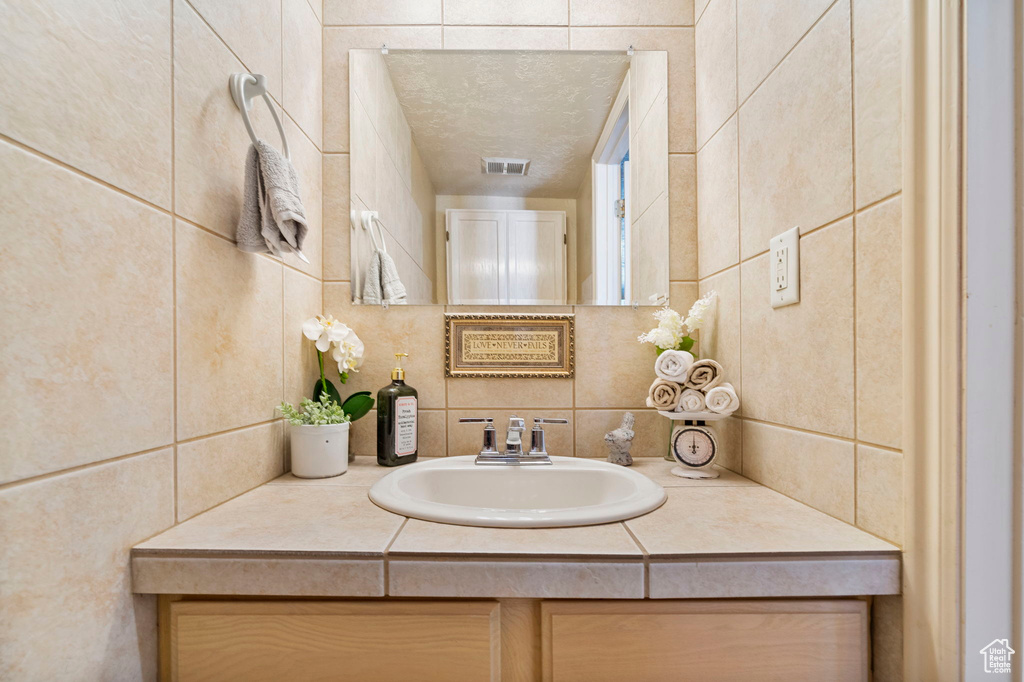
xmin=229 ymin=72 xmax=290 ymax=160
xmin=358 ymin=210 xmax=388 ymax=254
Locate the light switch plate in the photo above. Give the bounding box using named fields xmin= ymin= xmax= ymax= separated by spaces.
xmin=770 ymin=226 xmax=800 ymax=308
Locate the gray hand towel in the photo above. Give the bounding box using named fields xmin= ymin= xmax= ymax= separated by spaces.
xmin=236 ymin=140 xmax=309 ymax=262
xmin=362 ymin=249 xmax=407 ymax=306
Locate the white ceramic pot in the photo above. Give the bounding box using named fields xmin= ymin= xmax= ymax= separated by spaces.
xmin=289 ymin=422 xmax=350 ymax=479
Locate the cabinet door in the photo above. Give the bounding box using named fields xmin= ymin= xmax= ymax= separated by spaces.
xmin=506 ymin=210 xmax=566 ymax=305
xmin=168 ymin=600 xmax=500 ymax=682
xmin=542 ymin=600 xmax=868 ymax=682
xmin=447 ymin=209 xmax=506 ymax=305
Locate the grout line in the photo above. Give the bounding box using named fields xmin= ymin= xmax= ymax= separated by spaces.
xmin=694 ymin=0 xmax=712 ymax=27
xmin=320 ymin=23 xmax=696 ymax=29
xmin=175 ymin=418 xmax=284 ymax=447
xmin=737 ymin=415 xmax=902 ymax=454
xmin=696 ymin=191 xmax=902 ymax=282
xmin=0 ymin=444 xmax=176 ymax=492
xmin=620 ymin=522 xmax=650 ymax=598
xmin=170 ymin=0 xmax=179 ymax=523
xmin=848 ymin=0 xmax=859 ymax=526
xmin=0 ymin=133 xmax=172 ymax=215
xmin=382 ymin=517 xmax=409 ymax=596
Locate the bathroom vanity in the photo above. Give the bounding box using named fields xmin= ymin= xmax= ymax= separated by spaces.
xmin=132 ymin=458 xmax=898 ymax=680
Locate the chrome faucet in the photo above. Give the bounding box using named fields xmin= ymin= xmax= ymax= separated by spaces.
xmin=459 ymin=415 xmax=568 ymax=465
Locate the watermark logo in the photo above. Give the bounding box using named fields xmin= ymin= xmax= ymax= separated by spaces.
xmin=980 ymin=639 xmax=1015 ymax=674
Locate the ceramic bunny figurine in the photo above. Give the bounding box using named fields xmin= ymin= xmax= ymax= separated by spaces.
xmin=604 ymin=412 xmax=636 ymax=466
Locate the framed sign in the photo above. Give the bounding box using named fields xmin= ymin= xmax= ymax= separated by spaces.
xmin=445 ymin=314 xmax=575 ymax=378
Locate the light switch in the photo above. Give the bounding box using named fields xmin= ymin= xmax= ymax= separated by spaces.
xmin=770 ymin=226 xmax=800 ymax=308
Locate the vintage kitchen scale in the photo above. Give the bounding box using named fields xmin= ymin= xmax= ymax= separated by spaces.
xmin=658 ymin=410 xmax=729 ymax=479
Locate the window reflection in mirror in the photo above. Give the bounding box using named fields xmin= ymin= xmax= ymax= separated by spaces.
xmin=347 ymin=49 xmax=670 ymax=306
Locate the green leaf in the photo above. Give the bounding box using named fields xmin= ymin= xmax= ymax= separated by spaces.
xmin=679 ymin=336 xmax=695 ymax=353
xmin=312 ymin=378 xmax=342 ymax=405
xmin=342 ymin=393 xmax=375 ymax=422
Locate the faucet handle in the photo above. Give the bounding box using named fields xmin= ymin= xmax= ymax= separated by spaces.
xmin=529 ymin=417 xmax=568 ymax=455
xmin=507 ymin=415 xmax=526 ymax=431
xmin=459 ymin=418 xmax=498 ymax=455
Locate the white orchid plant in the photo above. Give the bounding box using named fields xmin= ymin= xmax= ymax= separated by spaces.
xmin=280 ymin=315 xmax=373 ymax=423
xmin=638 ymin=290 xmax=717 ymax=355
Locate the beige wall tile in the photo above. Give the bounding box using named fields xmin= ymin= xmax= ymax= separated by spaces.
xmin=283 ymin=117 xmax=323 ymax=277
xmin=855 ymin=196 xmax=902 ymax=447
xmin=188 ymin=0 xmax=283 ymax=100
xmin=323 ymin=27 xmax=444 ymax=152
xmin=323 ymin=154 xmax=351 ymax=281
xmin=697 ymin=116 xmax=739 ymax=277
xmin=444 ymin=0 xmax=569 ymax=25
xmin=695 ymin=0 xmax=736 ymax=148
xmin=323 ymin=283 xmax=447 ymax=407
xmin=741 ymin=421 xmax=855 ymax=523
xmin=283 ymin=0 xmax=323 ymax=148
xmin=349 ymin=409 xmax=447 ymax=457
xmin=176 ymin=223 xmax=284 ymax=440
xmin=0 ymin=0 xmax=172 ymax=207
xmin=174 ymin=0 xmax=277 ymax=238
xmin=670 ymin=281 xmax=700 ymax=317
xmin=740 ymin=220 xmax=854 ymax=437
xmin=0 ymin=449 xmax=173 ymax=681
xmin=284 ymin=269 xmax=323 ymax=408
xmin=669 ymin=154 xmax=698 ymax=281
xmin=443 ymin=26 xmax=570 ymax=50
xmin=177 ymin=422 xmax=285 ymax=521
xmin=712 ymin=414 xmax=743 ymax=471
xmin=570 ymin=0 xmax=694 ymax=26
xmin=872 ymin=595 xmax=904 ymax=681
xmin=576 ymin=304 xmax=661 ymax=408
xmin=856 ymin=444 xmax=903 ymax=545
xmin=308 ymin=0 xmax=323 ymax=21
xmin=0 ymin=143 xmax=173 ymax=484
xmin=738 ymin=0 xmax=853 ymax=259
xmin=698 ymin=266 xmax=741 ymax=405
xmin=325 ymin=0 xmax=441 ymax=25
xmin=448 ymin=378 xmax=574 ymax=410
xmin=574 ymin=409 xmax=671 ymax=459
xmin=571 ymin=28 xmax=695 ymax=153
xmin=735 ymin=0 xmax=834 ymax=100
xmin=853 ymin=0 xmax=902 ymax=207
xmin=448 ymin=410 xmax=573 ymax=457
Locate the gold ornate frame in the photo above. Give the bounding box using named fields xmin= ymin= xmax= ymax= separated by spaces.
xmin=444 ymin=314 xmax=575 ymax=378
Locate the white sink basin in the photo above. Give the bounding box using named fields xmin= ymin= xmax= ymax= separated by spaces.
xmin=368 ymin=456 xmax=666 ymax=528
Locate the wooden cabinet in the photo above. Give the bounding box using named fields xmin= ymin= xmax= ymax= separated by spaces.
xmin=541 ymin=600 xmax=869 ymax=682
xmin=161 ymin=598 xmax=868 ymax=681
xmin=164 ymin=600 xmax=500 ymax=682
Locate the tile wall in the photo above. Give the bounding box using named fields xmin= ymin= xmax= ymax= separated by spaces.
xmin=321 ymin=1 xmax=700 ymax=461
xmin=0 ymin=0 xmax=323 ymax=678
xmin=349 ymin=49 xmax=438 ymax=303
xmin=693 ymin=0 xmax=903 ymax=676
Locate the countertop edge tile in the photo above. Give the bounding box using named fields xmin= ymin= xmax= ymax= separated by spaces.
xmin=387 ymin=558 xmax=645 ymax=599
xmin=132 ymin=555 xmax=385 ymax=596
xmin=648 ymin=555 xmax=901 ymax=599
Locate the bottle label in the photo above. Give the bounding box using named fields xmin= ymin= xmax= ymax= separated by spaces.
xmin=394 ymin=396 xmax=418 ymax=456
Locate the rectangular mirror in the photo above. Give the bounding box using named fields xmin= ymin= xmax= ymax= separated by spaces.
xmin=348 ymin=49 xmax=670 ymax=306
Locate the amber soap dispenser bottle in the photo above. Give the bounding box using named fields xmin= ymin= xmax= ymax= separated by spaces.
xmin=377 ymin=353 xmax=418 ymax=466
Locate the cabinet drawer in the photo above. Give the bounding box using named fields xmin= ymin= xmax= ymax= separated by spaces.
xmin=541 ymin=600 xmax=868 ymax=682
xmin=168 ymin=600 xmax=500 ymax=682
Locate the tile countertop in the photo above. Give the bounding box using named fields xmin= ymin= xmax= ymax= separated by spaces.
xmin=131 ymin=457 xmax=900 ymax=600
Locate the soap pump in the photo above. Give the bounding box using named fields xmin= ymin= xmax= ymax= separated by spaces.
xmin=377 ymin=353 xmax=418 ymax=466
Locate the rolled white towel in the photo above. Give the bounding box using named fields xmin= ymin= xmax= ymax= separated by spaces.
xmin=684 ymin=358 xmax=724 ymax=391
xmin=645 ymin=378 xmax=684 ymax=411
xmin=654 ymin=349 xmax=694 ymax=382
xmin=677 ymin=388 xmax=706 ymax=413
xmin=705 ymin=382 xmax=740 ymax=414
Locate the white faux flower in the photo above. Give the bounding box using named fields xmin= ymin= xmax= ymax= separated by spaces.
xmin=683 ymin=290 xmax=717 ymax=333
xmin=302 ymin=315 xmax=350 ymax=353
xmin=654 ymin=307 xmax=684 ymax=335
xmin=637 ymin=326 xmax=680 ymax=350
xmin=332 ymin=328 xmax=365 ymax=374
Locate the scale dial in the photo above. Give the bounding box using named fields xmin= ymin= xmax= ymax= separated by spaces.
xmin=671 ymin=426 xmax=717 ymax=468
